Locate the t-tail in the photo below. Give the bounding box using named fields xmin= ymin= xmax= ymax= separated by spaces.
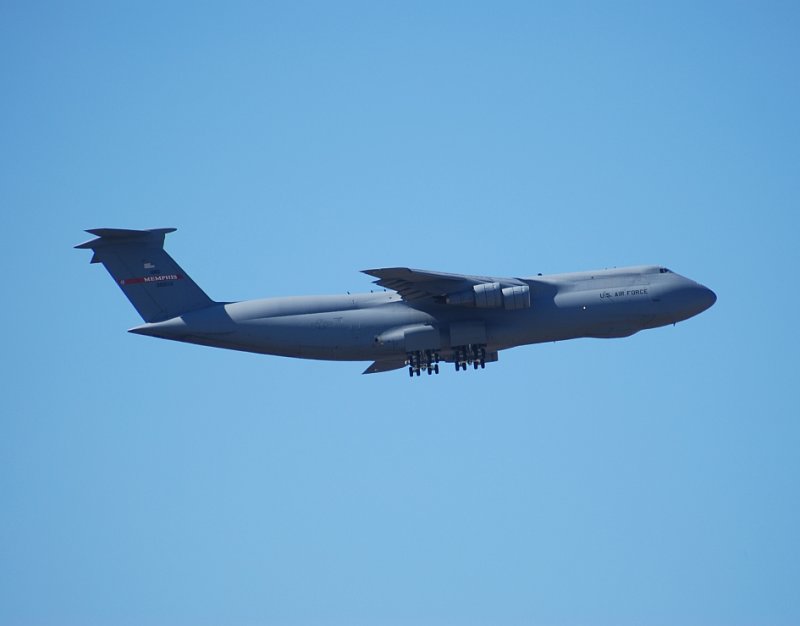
xmin=76 ymin=228 xmax=215 ymax=322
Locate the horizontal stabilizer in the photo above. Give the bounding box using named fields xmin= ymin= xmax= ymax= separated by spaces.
xmin=76 ymin=228 xmax=177 ymax=262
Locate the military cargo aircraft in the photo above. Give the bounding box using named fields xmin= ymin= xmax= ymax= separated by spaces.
xmin=77 ymin=228 xmax=716 ymax=377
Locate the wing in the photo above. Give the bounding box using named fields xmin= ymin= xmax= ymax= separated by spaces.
xmin=362 ymin=267 xmax=531 ymax=310
xmin=362 ymin=267 xmax=527 ymax=302
xmin=362 ymin=359 xmax=407 ymax=375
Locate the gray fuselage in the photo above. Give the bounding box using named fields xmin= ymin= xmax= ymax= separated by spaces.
xmin=130 ymin=265 xmax=716 ymax=364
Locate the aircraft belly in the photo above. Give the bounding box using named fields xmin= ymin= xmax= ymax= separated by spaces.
xmin=231 ymin=304 xmax=434 ymax=361
xmin=552 ymin=289 xmax=658 ymax=339
xmin=164 ymin=286 xmax=663 ymax=360
xmin=474 ymin=288 xmax=659 ymax=349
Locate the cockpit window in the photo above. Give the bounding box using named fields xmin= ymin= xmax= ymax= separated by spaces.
xmin=659 ymin=267 xmax=672 ymax=273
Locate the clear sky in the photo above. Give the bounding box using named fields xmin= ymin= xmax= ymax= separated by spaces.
xmin=2 ymin=2 xmax=799 ymax=625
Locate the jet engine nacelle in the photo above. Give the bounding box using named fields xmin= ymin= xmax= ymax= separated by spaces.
xmin=501 ymin=285 xmax=531 ymax=310
xmin=446 ymin=282 xmax=530 ymax=310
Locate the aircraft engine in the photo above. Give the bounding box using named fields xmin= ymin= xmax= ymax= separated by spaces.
xmin=501 ymin=285 xmax=530 ymax=310
xmin=446 ymin=283 xmax=530 ymax=310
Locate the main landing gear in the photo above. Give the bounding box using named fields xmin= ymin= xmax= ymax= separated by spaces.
xmin=406 ymin=345 xmax=488 ymax=378
xmin=453 ymin=344 xmax=486 ymax=372
xmin=407 ymin=349 xmax=440 ymax=377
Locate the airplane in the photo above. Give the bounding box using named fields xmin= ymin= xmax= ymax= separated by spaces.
xmin=76 ymin=227 xmax=716 ymax=377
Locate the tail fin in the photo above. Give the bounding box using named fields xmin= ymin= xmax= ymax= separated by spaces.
xmin=76 ymin=228 xmax=215 ymax=322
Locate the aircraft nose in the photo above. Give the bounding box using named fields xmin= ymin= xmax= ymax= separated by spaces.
xmin=699 ymin=286 xmax=717 ymax=312
xmin=666 ymin=281 xmax=717 ymax=321
xmin=685 ymin=283 xmax=717 ymax=316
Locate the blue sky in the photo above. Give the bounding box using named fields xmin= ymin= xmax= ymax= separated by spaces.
xmin=1 ymin=2 xmax=799 ymax=625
